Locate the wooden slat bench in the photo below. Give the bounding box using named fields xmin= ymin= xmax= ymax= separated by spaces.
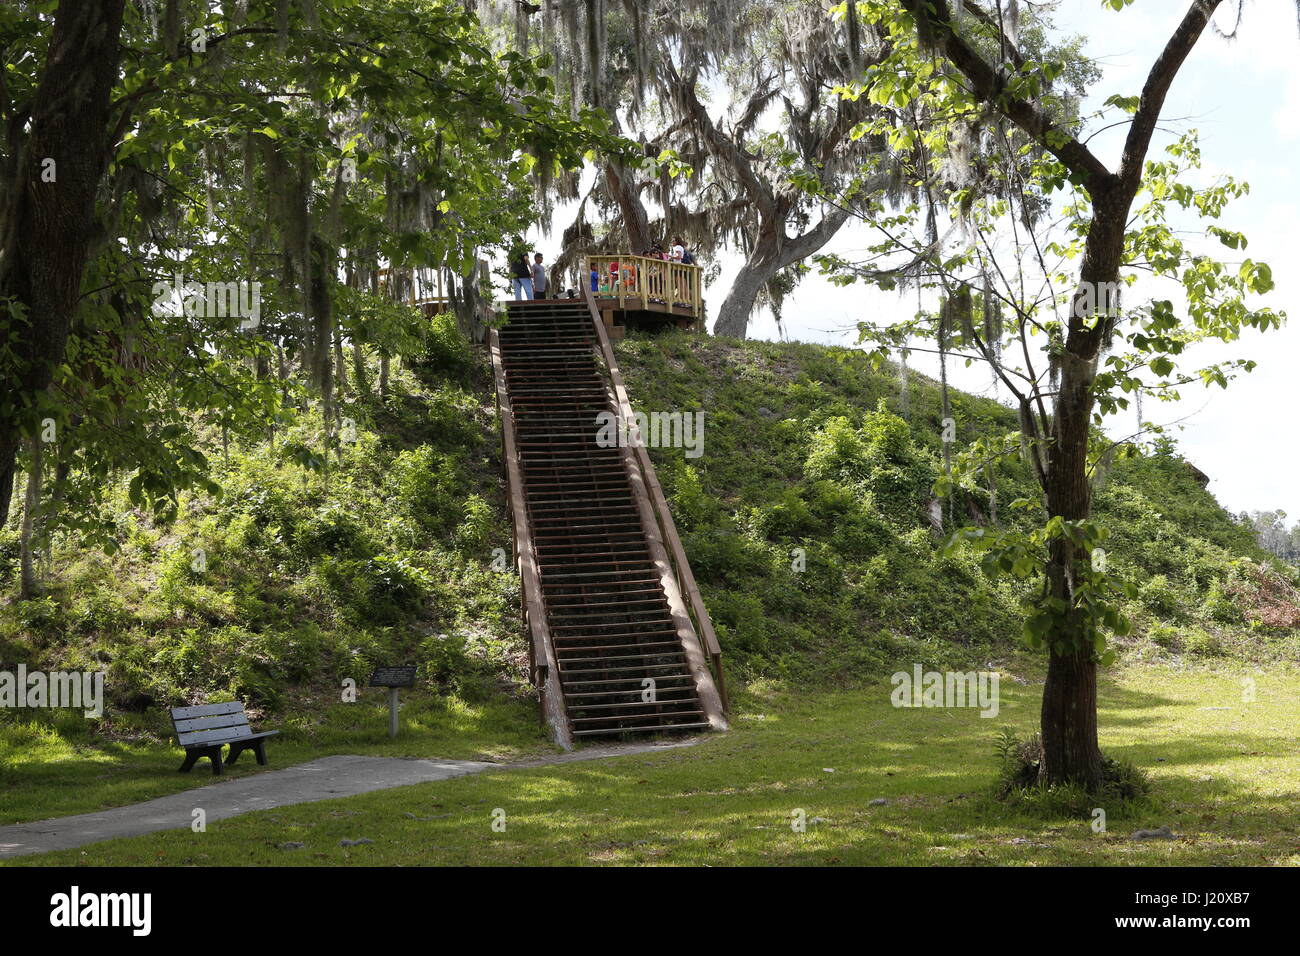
xmin=170 ymin=701 xmax=279 ymax=775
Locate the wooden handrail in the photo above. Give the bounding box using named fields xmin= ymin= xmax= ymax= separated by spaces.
xmin=488 ymin=329 xmax=573 ymax=748
xmin=587 ymin=254 xmax=703 ymax=320
xmin=580 ymin=277 xmax=729 ymax=713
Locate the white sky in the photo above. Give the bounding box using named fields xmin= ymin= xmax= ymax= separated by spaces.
xmin=532 ymin=1 xmax=1299 ymax=520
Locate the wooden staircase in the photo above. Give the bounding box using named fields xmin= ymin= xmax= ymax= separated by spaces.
xmin=489 ymin=295 xmax=727 ymax=747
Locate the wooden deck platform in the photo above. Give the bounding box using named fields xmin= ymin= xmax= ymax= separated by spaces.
xmin=587 ymin=254 xmax=703 ymax=329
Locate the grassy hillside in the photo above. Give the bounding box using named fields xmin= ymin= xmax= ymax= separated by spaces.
xmin=0 ymin=315 xmax=554 ymax=794
xmin=2 ymin=322 xmax=1296 ymax=806
xmin=617 ymin=331 xmax=1300 ymax=681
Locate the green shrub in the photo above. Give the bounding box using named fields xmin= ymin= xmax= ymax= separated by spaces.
xmin=829 ymin=503 xmax=893 ymax=560
xmin=1203 ymin=583 xmax=1242 ymax=625
xmin=0 ymin=528 xmax=18 ymax=586
xmin=747 ymin=489 xmax=819 ymax=539
xmin=804 ymin=479 xmax=856 ymax=517
xmin=319 ymin=553 xmax=431 ymax=625
xmin=1138 ymin=574 xmax=1182 ymax=617
xmin=295 ymin=505 xmax=374 ymax=561
xmin=1147 ymin=621 xmax=1179 ymax=649
xmin=994 ymin=727 xmax=1151 ymax=816
xmin=71 ymin=590 xmax=131 ymax=637
xmin=804 ymin=416 xmax=869 ymax=483
xmin=664 ymin=462 xmax=716 ymax=531
xmin=420 ymin=311 xmax=473 ymax=380
xmin=391 ymin=445 xmax=469 ymax=536
xmin=1184 ymin=628 xmax=1222 ymax=657
xmin=683 ymin=528 xmax=770 ymax=586
xmin=421 ymin=387 xmax=484 ymax=451
xmin=456 ymin=495 xmax=496 ymax=551
xmin=15 ymin=596 xmax=65 ymax=644
xmin=416 ymin=630 xmax=502 ymax=701
xmin=859 ymin=400 xmax=914 ymax=458
xmin=804 ymin=406 xmax=933 ymax=527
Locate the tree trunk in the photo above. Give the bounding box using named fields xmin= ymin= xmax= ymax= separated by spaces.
xmin=712 ymin=255 xmax=774 ymax=338
xmin=604 ymin=158 xmax=652 ymax=254
xmin=1037 ymin=324 xmax=1107 ymax=789
xmin=352 ymin=341 xmax=369 ymax=396
xmin=379 ymin=353 xmax=390 ymax=399
xmin=276 ymin=343 xmax=289 ymax=401
xmin=334 ymin=325 xmax=347 ymax=396
xmin=712 ymin=203 xmax=852 ymax=339
xmin=0 ymin=0 xmax=127 ymax=529
xmin=1039 ymin=643 xmax=1102 ymax=788
xmin=307 ymin=234 xmax=335 ymax=422
xmin=19 ymin=437 xmax=44 ymax=600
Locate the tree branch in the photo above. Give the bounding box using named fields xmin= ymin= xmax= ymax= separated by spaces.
xmin=663 ymin=59 xmax=777 ymax=218
xmin=900 ymin=0 xmax=1113 ymax=188
xmin=1116 ymin=0 xmax=1223 ymax=200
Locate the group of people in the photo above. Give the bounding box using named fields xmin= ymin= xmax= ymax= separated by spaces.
xmin=588 ymin=237 xmax=696 ymax=295
xmin=645 ymin=236 xmax=695 ymax=265
xmin=510 ymin=250 xmax=548 ymax=301
xmin=509 ymin=236 xmax=698 ymax=302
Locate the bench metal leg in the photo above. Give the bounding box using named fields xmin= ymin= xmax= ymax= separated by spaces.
xmin=179 ymin=746 xmax=223 ymax=774
xmin=219 ymin=738 xmax=271 ymax=767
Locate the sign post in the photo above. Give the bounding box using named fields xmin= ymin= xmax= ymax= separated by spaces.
xmin=369 ymin=666 xmax=417 ymax=739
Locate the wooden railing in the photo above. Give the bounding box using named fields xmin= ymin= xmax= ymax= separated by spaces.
xmin=581 ymin=284 xmax=729 ymax=716
xmin=586 ymin=254 xmax=703 ymax=320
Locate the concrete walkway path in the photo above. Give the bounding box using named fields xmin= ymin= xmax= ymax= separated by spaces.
xmin=0 ymin=739 xmax=700 ymax=859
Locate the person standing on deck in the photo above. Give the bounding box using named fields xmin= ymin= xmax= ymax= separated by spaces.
xmin=532 ymin=253 xmax=548 ymax=299
xmin=668 ymin=237 xmax=687 ymax=302
xmin=510 ymin=251 xmax=533 ymax=301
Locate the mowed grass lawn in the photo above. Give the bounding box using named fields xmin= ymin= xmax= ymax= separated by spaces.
xmin=8 ymin=664 xmax=1298 ymax=866
xmin=0 ymin=692 xmax=556 ymax=827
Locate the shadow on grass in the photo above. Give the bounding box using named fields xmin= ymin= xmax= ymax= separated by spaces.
xmin=0 ymin=690 xmax=552 ymax=826
xmin=6 ymin=668 xmax=1298 ymax=866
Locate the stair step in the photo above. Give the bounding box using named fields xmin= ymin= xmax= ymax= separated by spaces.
xmin=560 ymin=652 xmax=686 ymax=668
xmin=568 ymin=699 xmax=701 ymax=713
xmin=546 ymin=613 xmax=676 ymax=629
xmin=545 ymin=597 xmax=665 ymax=610
xmin=564 ymin=686 xmax=697 ymax=699
xmin=561 ymin=674 xmax=697 ymax=687
xmin=551 ymin=639 xmax=682 ymax=652
xmin=571 ymin=722 xmax=712 ymax=736
xmin=538 ymin=572 xmax=660 ymax=580
xmin=570 ymin=710 xmax=705 ymax=725
xmin=558 ymin=662 xmax=692 ymax=675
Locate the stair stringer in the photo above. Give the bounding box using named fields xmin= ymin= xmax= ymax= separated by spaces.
xmin=617 ymin=437 xmax=729 ymax=731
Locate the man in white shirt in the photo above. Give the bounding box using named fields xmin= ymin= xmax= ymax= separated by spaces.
xmin=532 ymin=253 xmax=548 ymax=299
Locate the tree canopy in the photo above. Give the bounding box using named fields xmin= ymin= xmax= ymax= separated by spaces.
xmin=0 ymin=0 xmax=618 ymax=570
